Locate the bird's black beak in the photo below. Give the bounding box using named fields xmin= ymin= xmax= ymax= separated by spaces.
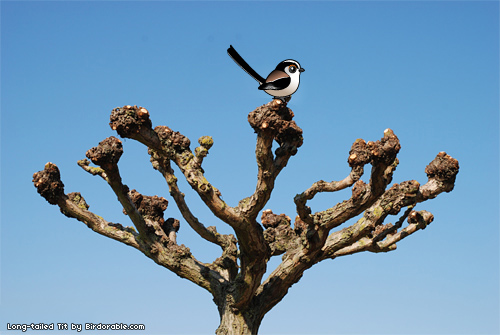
xmin=299 ymin=68 xmax=305 ymax=72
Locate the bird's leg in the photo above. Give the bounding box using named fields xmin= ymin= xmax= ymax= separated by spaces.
xmin=274 ymin=96 xmax=291 ymax=103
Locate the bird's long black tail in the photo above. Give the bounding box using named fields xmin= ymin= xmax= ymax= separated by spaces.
xmin=227 ymin=45 xmax=266 ymax=84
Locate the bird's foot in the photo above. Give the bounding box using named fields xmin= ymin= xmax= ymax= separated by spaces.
xmin=273 ymin=96 xmax=291 ymax=104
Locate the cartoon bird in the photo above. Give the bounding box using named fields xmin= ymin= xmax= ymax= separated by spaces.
xmin=227 ymin=45 xmax=305 ymax=102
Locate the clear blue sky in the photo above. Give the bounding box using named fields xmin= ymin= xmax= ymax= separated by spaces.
xmin=1 ymin=1 xmax=498 ymax=334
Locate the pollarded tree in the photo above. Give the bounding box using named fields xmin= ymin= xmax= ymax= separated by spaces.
xmin=33 ymin=100 xmax=459 ymax=334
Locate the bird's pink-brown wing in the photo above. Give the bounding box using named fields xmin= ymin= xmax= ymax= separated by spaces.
xmin=258 ymin=70 xmax=290 ymax=91
xmin=266 ymin=70 xmax=288 ymax=82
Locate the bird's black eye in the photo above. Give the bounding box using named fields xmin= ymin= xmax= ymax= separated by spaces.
xmin=289 ymin=65 xmax=297 ymax=73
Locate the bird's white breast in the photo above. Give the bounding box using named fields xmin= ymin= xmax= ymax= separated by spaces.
xmin=264 ymin=75 xmax=300 ymax=97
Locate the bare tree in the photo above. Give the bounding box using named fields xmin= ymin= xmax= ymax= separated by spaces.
xmin=33 ymin=100 xmax=459 ymax=334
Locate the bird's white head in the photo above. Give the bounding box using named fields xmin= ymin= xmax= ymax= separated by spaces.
xmin=277 ymin=60 xmax=305 ymax=77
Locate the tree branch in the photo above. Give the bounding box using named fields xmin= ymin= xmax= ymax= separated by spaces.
xmin=292 ymin=129 xmax=400 ymax=242
xmin=109 ymin=105 xmax=241 ymax=226
xmin=317 ymin=129 xmax=401 ymax=230
xmin=242 ymin=99 xmax=303 ymax=220
xmin=322 ymin=152 xmax=459 ymax=259
xmin=228 ymin=100 xmax=303 ymax=308
xmin=84 ymin=136 xmax=157 ymax=240
xmin=373 ymin=210 xmax=434 ymax=250
xmin=262 ymin=210 xmax=299 ymax=257
xmin=151 ymin=152 xmax=235 ymax=249
xmin=253 ymin=140 xmax=458 ymax=318
xmin=33 ymin=159 xmax=225 ymax=295
xmin=33 ymin=163 xmax=144 ymax=251
xmin=294 ymin=167 xmax=364 ymax=225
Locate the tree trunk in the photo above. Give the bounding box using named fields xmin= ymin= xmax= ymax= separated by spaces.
xmin=215 ymin=306 xmax=262 ymax=335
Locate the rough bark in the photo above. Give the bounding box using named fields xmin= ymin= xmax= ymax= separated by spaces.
xmin=33 ymin=101 xmax=459 ymax=335
xmin=215 ymin=303 xmax=263 ymax=335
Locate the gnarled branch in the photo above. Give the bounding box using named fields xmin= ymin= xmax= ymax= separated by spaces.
xmin=33 ymin=158 xmax=225 ymax=295
xmin=253 ymin=132 xmax=458 ymax=319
